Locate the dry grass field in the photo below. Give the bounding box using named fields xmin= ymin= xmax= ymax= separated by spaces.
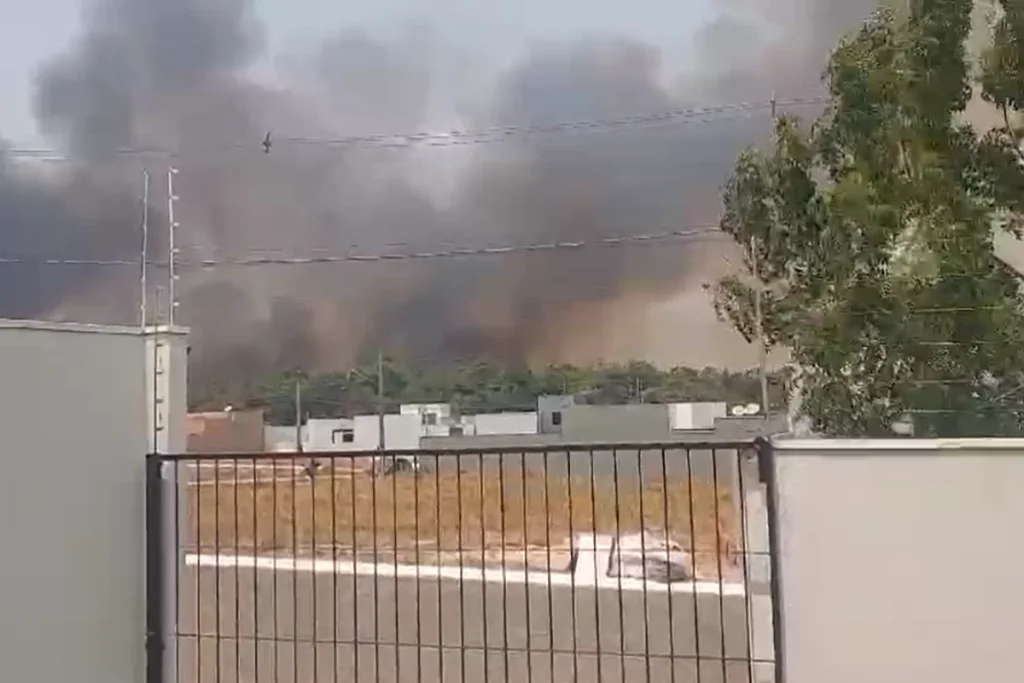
xmin=188 ymin=467 xmax=738 ymax=578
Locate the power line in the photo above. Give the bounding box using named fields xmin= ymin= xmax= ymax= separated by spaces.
xmin=0 ymin=225 xmax=729 ymax=268
xmin=280 ymin=98 xmax=827 ymax=148
xmin=1 ymin=97 xmax=828 ymax=163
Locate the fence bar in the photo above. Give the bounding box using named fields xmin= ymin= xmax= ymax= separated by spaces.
xmin=756 ymin=436 xmax=786 ymax=683
xmin=145 ymin=455 xmax=165 ymax=683
xmin=146 ymin=457 xmax=182 ymax=683
xmin=152 ymin=439 xmax=779 ymax=682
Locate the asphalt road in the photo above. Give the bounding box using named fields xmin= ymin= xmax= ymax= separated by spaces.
xmin=170 ymin=564 xmax=762 ymax=683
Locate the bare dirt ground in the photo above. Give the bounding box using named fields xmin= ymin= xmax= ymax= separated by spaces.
xmin=188 ymin=467 xmax=739 ymax=579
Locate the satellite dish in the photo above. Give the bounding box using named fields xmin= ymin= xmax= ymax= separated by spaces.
xmin=224 ymin=405 xmax=234 ymax=413
xmin=745 ymin=403 xmax=761 ymax=415
xmin=730 ymin=405 xmax=746 ymax=416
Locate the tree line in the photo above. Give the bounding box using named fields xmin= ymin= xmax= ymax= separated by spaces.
xmin=190 ymin=361 xmax=789 ymax=426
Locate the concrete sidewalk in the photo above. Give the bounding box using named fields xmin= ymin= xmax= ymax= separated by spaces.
xmin=171 ymin=558 xmax=761 ymax=683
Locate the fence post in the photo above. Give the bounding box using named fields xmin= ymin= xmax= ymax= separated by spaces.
xmin=755 ymin=436 xmax=786 ymax=683
xmin=145 ymin=455 xmax=165 ymax=683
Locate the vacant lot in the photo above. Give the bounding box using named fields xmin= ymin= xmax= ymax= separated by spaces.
xmin=187 ymin=466 xmax=738 ymax=578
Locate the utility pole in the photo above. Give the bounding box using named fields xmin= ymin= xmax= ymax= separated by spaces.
xmin=752 ymin=235 xmax=770 ymax=417
xmin=752 ymin=92 xmax=776 ymax=418
xmin=294 ymin=378 xmax=303 ymax=453
xmin=753 ymin=94 xmax=774 ymax=417
xmin=139 ymin=170 xmax=150 ymax=330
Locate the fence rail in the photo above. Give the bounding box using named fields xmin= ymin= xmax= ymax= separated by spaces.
xmin=146 ymin=440 xmax=779 ymax=683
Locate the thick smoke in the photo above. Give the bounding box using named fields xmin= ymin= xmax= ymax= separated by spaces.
xmin=1 ymin=0 xmax=879 ymax=385
xmin=0 ymin=148 xmax=150 ymax=321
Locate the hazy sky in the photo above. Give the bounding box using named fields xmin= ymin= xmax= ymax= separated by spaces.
xmin=0 ymin=0 xmax=714 ymax=145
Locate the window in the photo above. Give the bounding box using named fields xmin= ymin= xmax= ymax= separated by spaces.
xmin=423 ymin=412 xmax=437 ymax=426
xmin=551 ymin=411 xmax=562 ymax=426
xmin=332 ymin=428 xmax=355 ymax=444
xmin=449 ymin=425 xmax=464 ymax=436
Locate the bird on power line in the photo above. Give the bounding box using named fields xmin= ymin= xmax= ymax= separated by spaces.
xmin=262 ymin=131 xmax=272 ymax=154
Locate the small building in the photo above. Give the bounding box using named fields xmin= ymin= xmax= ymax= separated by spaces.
xmin=560 ymin=403 xmax=671 ymax=441
xmin=538 ymin=394 xmax=578 ymax=434
xmin=263 ymin=424 xmax=300 ymax=451
xmin=669 ymin=402 xmax=728 ymax=430
xmin=353 ymin=413 xmax=420 ymax=450
xmin=267 ymin=414 xmax=421 ymax=452
xmin=470 ymin=411 xmax=538 ymax=436
xmin=186 ymin=409 xmax=265 ymax=453
xmin=400 ymin=402 xmax=452 ymax=436
xmin=306 ymin=418 xmax=355 ymax=450
xmin=399 ymin=402 xmax=538 ymax=438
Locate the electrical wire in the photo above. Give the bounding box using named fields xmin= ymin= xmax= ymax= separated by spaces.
xmin=2 ymin=81 xmax=1019 ymax=405
xmin=0 ymin=225 xmax=729 ymax=268
xmin=0 ymin=97 xmax=828 ymax=163
xmin=280 ymin=98 xmax=827 ymax=148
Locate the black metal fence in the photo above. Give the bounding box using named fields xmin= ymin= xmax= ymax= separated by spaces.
xmin=146 ymin=440 xmax=781 ymax=683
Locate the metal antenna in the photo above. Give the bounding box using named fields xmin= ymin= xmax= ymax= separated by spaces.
xmin=166 ymin=166 xmax=180 ymax=325
xmin=139 ymin=170 xmax=150 ymax=330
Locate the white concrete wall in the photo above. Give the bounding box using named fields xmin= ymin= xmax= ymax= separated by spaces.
xmin=422 ymin=422 xmax=455 ymax=437
xmin=305 ymin=418 xmax=354 ymax=451
xmin=144 ymin=326 xmax=189 ymax=454
xmin=352 ymin=413 xmax=421 ymax=450
xmin=668 ymin=401 xmax=727 ymax=430
xmin=264 ymin=425 xmax=297 ymax=451
xmin=472 ymin=411 xmax=538 ymax=435
xmin=668 ymin=403 xmax=692 ymax=430
xmin=0 ymin=320 xmax=186 ymax=683
xmin=400 ymin=402 xmax=450 ymax=421
xmin=773 ymin=439 xmax=1024 ymax=683
xmin=271 ymin=415 xmax=428 ymax=452
xmin=353 ymin=415 xmax=384 ymax=449
xmin=384 ymin=413 xmax=421 ymax=449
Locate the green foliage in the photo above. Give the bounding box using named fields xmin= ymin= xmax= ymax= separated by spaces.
xmin=189 ymin=360 xmax=788 ymax=426
xmin=715 ymin=2 xmax=1024 ymax=437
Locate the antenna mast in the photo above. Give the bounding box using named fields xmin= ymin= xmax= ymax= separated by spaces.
xmin=166 ymin=166 xmax=180 ymax=326
xmin=139 ymin=170 xmax=150 ymax=329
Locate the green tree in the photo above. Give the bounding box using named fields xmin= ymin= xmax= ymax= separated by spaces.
xmin=714 ymin=3 xmax=1024 ymax=437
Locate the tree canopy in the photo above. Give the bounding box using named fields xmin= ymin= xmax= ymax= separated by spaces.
xmin=715 ymin=1 xmax=1024 ymax=437
xmin=189 ymin=361 xmax=788 ymax=426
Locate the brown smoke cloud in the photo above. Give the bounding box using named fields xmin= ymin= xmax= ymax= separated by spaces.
xmin=0 ymin=0 xmax=880 ymax=383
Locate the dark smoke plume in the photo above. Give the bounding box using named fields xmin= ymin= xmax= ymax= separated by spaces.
xmin=1 ymin=0 xmax=877 ymax=386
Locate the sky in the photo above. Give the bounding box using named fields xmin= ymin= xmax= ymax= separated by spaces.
xmin=4 ymin=0 xmax=830 ymax=371
xmin=0 ymin=0 xmax=715 ymax=146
